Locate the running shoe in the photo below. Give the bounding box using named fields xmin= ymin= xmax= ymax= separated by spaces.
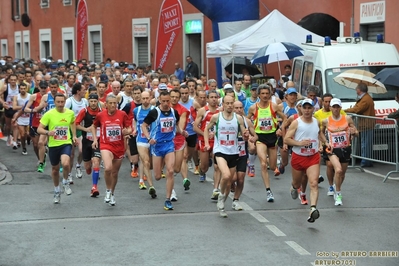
xmin=327 ymin=185 xmax=335 ymax=196
xmin=335 ymin=194 xmax=343 ymax=206
xmin=54 ymin=191 xmax=61 ymax=204
xmin=266 ymin=190 xmax=274 ymax=202
xmin=211 ymin=189 xmax=220 ymax=200
xmin=217 ymin=194 xmax=225 ymax=210
xmin=62 ymin=182 xmax=72 ymax=195
xmin=194 ymin=166 xmax=200 ymax=175
xmin=76 ymin=166 xmax=83 ymax=179
xmin=187 ymin=160 xmax=193 ymax=170
xmin=91 ymin=186 xmax=99 ymax=197
xmin=68 ymin=173 xmax=73 ymax=184
xmin=183 ymin=178 xmax=190 ymax=191
xmin=22 ymin=148 xmax=27 ymax=155
xmin=300 ymin=194 xmax=308 ymax=205
xmin=278 ymin=163 xmax=285 ymax=174
xmin=290 ymin=186 xmax=298 ymax=200
xmin=37 ymin=163 xmax=44 ymax=173
xmin=307 ymin=207 xmax=320 ymax=223
xmin=148 ymin=186 xmax=157 ymax=198
xmin=171 ymin=189 xmax=178 ymax=202
xmin=59 ymin=165 xmax=63 ymax=173
xmin=164 ymin=200 xmax=173 ymax=210
xmin=104 ymin=190 xmax=111 ymax=203
xmin=318 ymin=175 xmax=324 ymax=183
xmin=109 ymin=195 xmax=116 ymax=206
xmin=131 ymin=167 xmax=138 ymax=178
xmin=232 ymin=200 xmax=243 ymax=211
xmin=86 ymin=167 xmax=92 ymax=175
xmin=274 ymin=168 xmax=280 ymax=177
xmin=6 ymin=135 xmax=12 ymax=146
xmin=199 ymin=174 xmax=206 ymax=182
xmin=139 ymin=182 xmax=147 ymax=190
xmin=219 ymin=209 xmax=228 ymax=218
xmin=12 ymin=141 xmax=18 ymax=150
xmin=161 ymin=171 xmax=166 ymax=178
xmin=247 ymin=165 xmax=255 ymax=177
xmin=143 ymin=175 xmax=147 ymax=181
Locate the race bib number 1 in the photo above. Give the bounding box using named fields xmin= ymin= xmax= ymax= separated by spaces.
xmin=106 ymin=125 xmax=121 ymax=142
xmin=54 ymin=126 xmax=68 ymax=141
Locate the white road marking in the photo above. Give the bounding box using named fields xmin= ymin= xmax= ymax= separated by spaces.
xmin=266 ymin=225 xmax=286 ymax=236
xmin=285 ymin=241 xmax=311 ymax=255
xmin=250 ymin=212 xmax=269 ymax=223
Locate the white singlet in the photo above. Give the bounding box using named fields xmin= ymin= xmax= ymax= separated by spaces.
xmin=292 ymin=117 xmax=319 ymax=156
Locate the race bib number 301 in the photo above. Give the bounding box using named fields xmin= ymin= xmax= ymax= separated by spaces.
xmin=106 ymin=125 xmax=121 ymax=142
xmin=54 ymin=126 xmax=68 ymax=141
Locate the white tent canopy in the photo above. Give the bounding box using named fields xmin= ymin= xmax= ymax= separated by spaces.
xmin=206 ymin=9 xmax=325 ymax=58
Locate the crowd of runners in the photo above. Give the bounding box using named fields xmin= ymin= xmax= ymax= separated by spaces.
xmin=0 ymin=58 xmax=359 ymax=222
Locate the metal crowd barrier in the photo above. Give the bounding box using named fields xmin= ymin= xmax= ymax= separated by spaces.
xmin=349 ymin=113 xmax=399 ymax=182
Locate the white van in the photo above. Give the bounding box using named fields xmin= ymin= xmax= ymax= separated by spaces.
xmin=292 ymin=36 xmax=399 ymax=116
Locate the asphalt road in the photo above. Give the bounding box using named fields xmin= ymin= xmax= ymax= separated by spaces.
xmin=1 ymin=140 xmax=398 ymax=266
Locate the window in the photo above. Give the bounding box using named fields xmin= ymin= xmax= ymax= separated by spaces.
xmin=314 ymin=70 xmax=323 ymax=92
xmin=301 ymin=61 xmax=314 ymax=95
xmin=12 ymin=0 xmax=21 ymax=20
xmin=88 ymin=25 xmax=103 ymax=63
xmin=1 ymin=39 xmax=8 ymax=57
xmin=39 ymin=29 xmax=52 ymax=59
xmin=63 ymin=0 xmax=72 ymax=6
xmin=24 ymin=0 xmax=28 ymax=13
xmin=14 ymin=31 xmax=22 ymax=58
xmin=132 ymin=18 xmax=150 ymax=66
xmin=291 ymin=59 xmax=303 ymax=91
xmin=40 ymin=0 xmax=49 ymax=8
xmin=62 ymin=27 xmax=75 ymax=61
xmin=23 ymin=30 xmax=30 ymax=58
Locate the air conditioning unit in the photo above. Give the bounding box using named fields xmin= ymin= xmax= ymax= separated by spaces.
xmin=40 ymin=0 xmax=49 ymax=8
xmin=63 ymin=0 xmax=72 ymax=6
xmin=337 ymin=37 xmax=362 ymax=44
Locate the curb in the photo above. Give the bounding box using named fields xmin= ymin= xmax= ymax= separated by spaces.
xmin=0 ymin=162 xmax=13 ymax=185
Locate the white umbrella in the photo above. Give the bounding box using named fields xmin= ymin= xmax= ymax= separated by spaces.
xmin=333 ymin=69 xmax=387 ymax=94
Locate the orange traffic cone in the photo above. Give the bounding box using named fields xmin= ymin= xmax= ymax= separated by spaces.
xmin=0 ymin=127 xmax=3 ymax=138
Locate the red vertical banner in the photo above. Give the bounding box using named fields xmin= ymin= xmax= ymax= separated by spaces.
xmin=154 ymin=0 xmax=183 ymax=69
xmin=76 ymin=0 xmax=88 ymax=60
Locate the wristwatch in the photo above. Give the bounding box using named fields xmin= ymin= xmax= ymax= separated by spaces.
xmin=147 ymin=137 xmax=151 ymax=143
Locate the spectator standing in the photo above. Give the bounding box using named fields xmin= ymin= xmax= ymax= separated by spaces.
xmin=185 ymin=56 xmax=199 ymax=79
xmin=174 ymin=63 xmax=185 ymax=83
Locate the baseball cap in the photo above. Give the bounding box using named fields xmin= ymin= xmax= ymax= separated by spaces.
xmin=296 ymin=100 xmax=303 ymax=107
xmin=127 ymin=65 xmax=134 ymax=70
xmin=251 ymin=83 xmax=259 ymax=90
xmin=158 ymin=83 xmax=168 ymax=90
xmin=100 ymin=74 xmax=108 ymax=83
xmin=39 ymin=80 xmax=48 ymax=88
xmin=268 ymin=78 xmax=277 ymax=88
xmin=330 ymin=98 xmax=342 ymax=107
xmin=88 ymin=93 xmax=99 ymax=100
xmin=0 ymin=59 xmax=5 ymax=65
xmin=113 ymin=62 xmax=119 ymax=68
xmin=302 ymin=98 xmax=314 ymax=106
xmin=105 ymin=63 xmax=111 ymax=68
xmin=223 ymin=84 xmax=233 ymax=90
xmin=286 ymin=87 xmax=298 ymax=94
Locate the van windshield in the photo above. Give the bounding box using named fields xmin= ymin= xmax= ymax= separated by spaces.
xmin=325 ymin=66 xmax=399 ymax=102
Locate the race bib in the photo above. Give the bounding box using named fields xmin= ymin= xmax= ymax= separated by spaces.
xmin=54 ymin=126 xmax=68 ymax=141
xmin=330 ymin=132 xmax=348 ymax=148
xmin=259 ymin=117 xmax=272 ymax=131
xmin=106 ymin=125 xmax=121 ymax=142
xmin=205 ymin=121 xmax=215 ymax=133
xmin=238 ymin=140 xmax=246 ymax=156
xmin=300 ymin=139 xmax=317 ymax=155
xmin=87 ymin=127 xmax=101 ymax=141
xmin=219 ymin=132 xmax=235 ymax=146
xmin=160 ymin=117 xmax=174 ymax=133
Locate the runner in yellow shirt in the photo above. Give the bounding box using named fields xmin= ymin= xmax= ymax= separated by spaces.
xmin=38 ymin=93 xmax=78 ymax=204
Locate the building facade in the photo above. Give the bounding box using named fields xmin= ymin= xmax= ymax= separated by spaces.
xmin=0 ymin=0 xmax=397 ymax=78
